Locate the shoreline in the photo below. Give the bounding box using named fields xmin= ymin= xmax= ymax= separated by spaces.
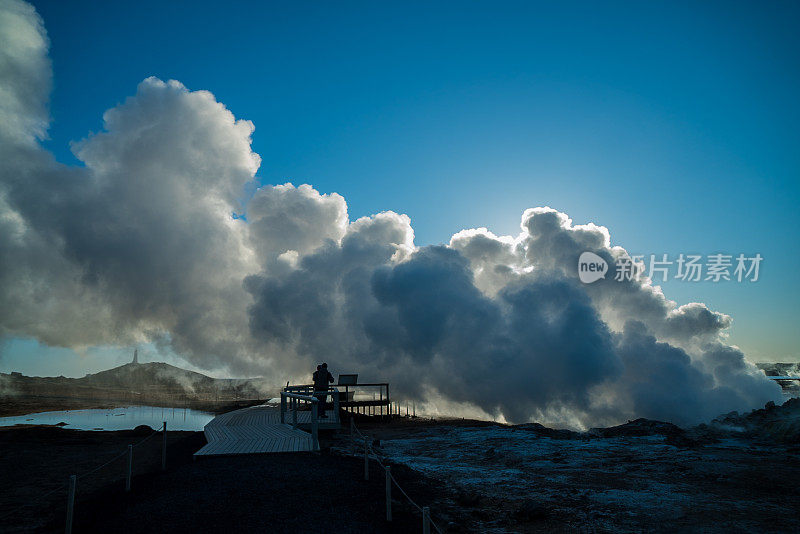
xmin=0 ymin=394 xmax=266 ymax=418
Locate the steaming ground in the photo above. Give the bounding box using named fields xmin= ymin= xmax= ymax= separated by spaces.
xmin=0 ymin=0 xmax=783 ymax=429
xmin=353 ymin=399 xmax=800 ymax=532
xmin=376 ymin=424 xmax=800 ymax=533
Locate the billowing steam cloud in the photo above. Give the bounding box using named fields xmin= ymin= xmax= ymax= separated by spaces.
xmin=0 ymin=0 xmax=781 ymax=428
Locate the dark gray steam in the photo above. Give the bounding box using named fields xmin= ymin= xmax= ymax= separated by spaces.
xmin=0 ymin=0 xmax=781 ymax=428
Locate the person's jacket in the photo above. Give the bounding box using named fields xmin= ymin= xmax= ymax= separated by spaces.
xmin=313 ymin=370 xmax=333 ymax=391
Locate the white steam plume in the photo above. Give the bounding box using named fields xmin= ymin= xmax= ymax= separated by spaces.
xmin=0 ymin=0 xmax=781 ymax=428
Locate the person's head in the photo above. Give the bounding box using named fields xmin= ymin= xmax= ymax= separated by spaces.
xmin=317 ymin=365 xmax=321 ymax=371
xmin=322 ymin=362 xmax=328 ymax=369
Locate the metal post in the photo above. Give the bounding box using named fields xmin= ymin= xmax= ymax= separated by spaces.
xmin=422 ymin=506 xmax=431 ymax=534
xmin=65 ymin=474 xmax=76 ymax=534
xmin=311 ymin=400 xmax=319 ymax=451
xmin=125 ymin=445 xmax=132 ymax=492
xmin=364 ymin=437 xmax=369 ymax=481
xmin=385 ymin=465 xmax=392 ymax=522
xmin=161 ymin=421 xmax=167 ymax=471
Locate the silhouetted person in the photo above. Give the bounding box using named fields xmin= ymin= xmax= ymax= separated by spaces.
xmin=312 ymin=362 xmax=334 ymax=418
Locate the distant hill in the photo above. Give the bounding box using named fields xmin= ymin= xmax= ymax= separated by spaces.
xmin=1 ymin=361 xmax=273 ymax=404
xmin=81 ymin=362 xmax=231 ymax=390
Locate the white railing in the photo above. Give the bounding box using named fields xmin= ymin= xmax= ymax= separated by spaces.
xmin=280 ymin=388 xmax=340 ymax=421
xmin=279 ymin=390 xmax=344 ymax=451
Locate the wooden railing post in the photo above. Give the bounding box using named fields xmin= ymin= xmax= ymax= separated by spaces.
xmin=385 ymin=465 xmax=392 ymax=522
xmin=422 ymin=506 xmax=431 ymax=534
xmin=333 ymin=389 xmax=340 ymax=420
xmin=280 ymin=393 xmax=286 ymax=424
xmin=311 ymin=400 xmax=319 ymax=451
xmin=292 ymin=397 xmax=298 ymax=429
xmin=65 ymin=474 xmax=76 ymax=534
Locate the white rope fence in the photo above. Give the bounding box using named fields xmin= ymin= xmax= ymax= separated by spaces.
xmin=350 ymin=417 xmax=446 ymax=533
xmin=0 ymin=422 xmax=169 ymax=532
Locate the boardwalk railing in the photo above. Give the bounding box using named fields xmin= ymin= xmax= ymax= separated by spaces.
xmin=279 ymin=391 xmax=322 ymax=450
xmin=285 ymin=383 xmax=390 ymax=416
xmin=281 ymin=387 xmax=340 ymax=421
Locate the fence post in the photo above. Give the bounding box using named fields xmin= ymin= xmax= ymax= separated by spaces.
xmin=422 ymin=506 xmax=430 ymax=534
xmin=311 ymin=400 xmax=319 ymax=451
xmin=385 ymin=465 xmax=392 ymax=522
xmin=364 ymin=437 xmax=369 ymax=481
xmin=125 ymin=444 xmax=132 ymax=492
xmin=65 ymin=474 xmax=76 ymax=534
xmin=161 ymin=421 xmax=167 ymax=471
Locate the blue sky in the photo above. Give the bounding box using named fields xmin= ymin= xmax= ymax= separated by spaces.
xmin=3 ymin=0 xmax=798 ymax=375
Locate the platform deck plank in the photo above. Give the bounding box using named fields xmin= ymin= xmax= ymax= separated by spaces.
xmin=194 ymin=405 xmax=338 ymax=457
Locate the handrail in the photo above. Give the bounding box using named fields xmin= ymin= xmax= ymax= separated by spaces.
xmin=281 ymin=391 xmax=317 ymax=401
xmin=279 ymin=391 xmax=320 ymax=450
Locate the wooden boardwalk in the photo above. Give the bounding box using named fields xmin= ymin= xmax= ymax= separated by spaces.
xmin=194 ymin=404 xmax=338 ymax=457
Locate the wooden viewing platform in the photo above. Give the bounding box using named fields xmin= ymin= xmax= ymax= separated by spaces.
xmin=195 ymin=378 xmax=386 ymax=457
xmin=194 ymin=403 xmax=339 ymax=457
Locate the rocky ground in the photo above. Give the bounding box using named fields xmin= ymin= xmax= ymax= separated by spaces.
xmin=1 ymin=398 xmax=799 ymax=533
xmin=350 ymin=399 xmax=800 ymax=532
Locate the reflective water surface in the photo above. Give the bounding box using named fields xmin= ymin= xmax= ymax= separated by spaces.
xmin=0 ymin=405 xmax=215 ymax=431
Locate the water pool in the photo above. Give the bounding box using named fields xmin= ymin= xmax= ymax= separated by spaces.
xmin=0 ymin=405 xmax=215 ymax=431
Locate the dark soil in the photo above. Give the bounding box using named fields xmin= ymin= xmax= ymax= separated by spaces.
xmin=0 ymin=426 xmax=450 ymax=533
